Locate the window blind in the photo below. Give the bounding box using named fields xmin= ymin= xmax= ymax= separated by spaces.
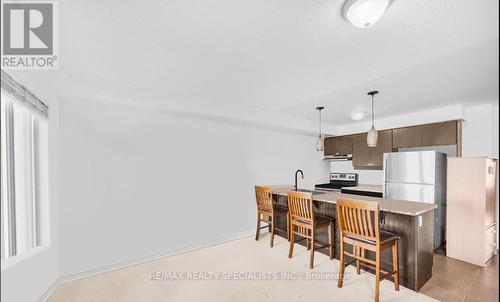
xmin=0 ymin=70 xmax=48 ymax=117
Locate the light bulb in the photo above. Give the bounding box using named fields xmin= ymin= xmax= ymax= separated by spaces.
xmin=343 ymin=0 xmax=391 ymax=28
xmin=367 ymin=126 xmax=378 ymax=147
xmin=316 ymin=135 xmax=324 ymax=151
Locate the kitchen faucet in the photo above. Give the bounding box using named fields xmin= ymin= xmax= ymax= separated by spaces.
xmin=294 ymin=170 xmax=304 ymax=191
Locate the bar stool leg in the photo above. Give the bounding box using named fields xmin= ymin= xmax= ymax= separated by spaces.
xmin=309 ymin=229 xmax=315 ymax=269
xmin=288 ymin=223 xmax=295 ymax=258
xmin=360 ymin=248 xmax=365 ymax=272
xmin=337 ymin=238 xmax=345 ymax=288
xmin=270 ymin=215 xmax=275 ymax=248
xmin=356 ymin=246 xmax=361 ymax=274
xmin=328 ymin=222 xmax=333 ymax=260
xmin=392 ymin=240 xmax=400 ymax=291
xmin=375 ymin=247 xmax=381 ymax=302
xmin=255 ymin=212 xmax=261 ymax=241
xmin=286 ymin=213 xmax=290 ymax=242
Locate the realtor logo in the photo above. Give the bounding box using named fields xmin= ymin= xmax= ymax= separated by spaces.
xmin=1 ymin=1 xmax=58 ymax=69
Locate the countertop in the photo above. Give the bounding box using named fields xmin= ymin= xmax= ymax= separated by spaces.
xmin=269 ymin=185 xmax=436 ymax=216
xmin=341 ymin=184 xmax=383 ymax=193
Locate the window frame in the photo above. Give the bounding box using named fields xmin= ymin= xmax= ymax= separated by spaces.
xmin=1 ymin=83 xmax=49 ymax=268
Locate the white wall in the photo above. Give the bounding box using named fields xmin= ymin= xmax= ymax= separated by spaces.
xmin=462 ymin=103 xmax=497 ymax=157
xmin=58 ymin=98 xmax=329 ymax=277
xmin=1 ymin=76 xmax=61 ymax=302
xmin=332 ymin=104 xmax=463 ymax=136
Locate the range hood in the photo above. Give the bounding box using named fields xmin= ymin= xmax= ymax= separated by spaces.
xmin=324 ymin=154 xmax=353 ymax=161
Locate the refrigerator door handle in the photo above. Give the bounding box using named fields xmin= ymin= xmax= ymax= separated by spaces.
xmin=384 ymin=156 xmax=387 ymax=176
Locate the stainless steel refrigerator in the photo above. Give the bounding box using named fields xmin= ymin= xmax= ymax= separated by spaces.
xmin=383 ymin=151 xmax=447 ymax=250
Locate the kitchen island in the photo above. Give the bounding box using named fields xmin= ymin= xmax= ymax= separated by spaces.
xmin=268 ymin=185 xmax=436 ymax=291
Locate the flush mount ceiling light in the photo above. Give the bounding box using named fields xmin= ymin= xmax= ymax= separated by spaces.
xmin=343 ymin=0 xmax=391 ymax=28
xmin=350 ymin=110 xmax=366 ymax=121
xmin=316 ymin=106 xmax=325 ymax=151
xmin=367 ymin=90 xmax=379 ymax=147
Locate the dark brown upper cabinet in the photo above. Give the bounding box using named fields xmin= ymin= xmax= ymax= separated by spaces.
xmin=393 ymin=126 xmax=421 ymax=148
xmin=353 ymin=130 xmax=392 ymax=169
xmin=393 ymin=121 xmax=459 ymax=149
xmin=420 ymin=121 xmax=458 ymax=146
xmin=370 ymin=130 xmax=393 ymax=167
xmin=324 ymin=135 xmax=353 ymax=156
xmin=325 ymin=120 xmax=461 ymax=168
xmin=352 ymin=133 xmax=371 ymax=167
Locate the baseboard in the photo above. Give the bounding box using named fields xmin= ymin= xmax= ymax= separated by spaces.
xmin=38 ymin=229 xmax=254 ymax=301
xmin=38 ymin=280 xmax=60 ymax=302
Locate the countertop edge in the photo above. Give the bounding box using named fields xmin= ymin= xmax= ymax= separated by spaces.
xmin=269 ymin=185 xmax=436 ymax=216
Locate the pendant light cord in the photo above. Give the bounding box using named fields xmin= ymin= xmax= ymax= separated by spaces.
xmin=371 ymin=95 xmax=374 ymax=127
xmin=318 ymin=109 xmax=322 ymax=137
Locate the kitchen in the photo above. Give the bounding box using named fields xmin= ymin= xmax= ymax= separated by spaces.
xmin=1 ymin=1 xmax=498 ymax=302
xmin=255 ymin=111 xmax=497 ymax=301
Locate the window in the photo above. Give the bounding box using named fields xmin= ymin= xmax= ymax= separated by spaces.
xmin=1 ymin=76 xmax=49 ymax=261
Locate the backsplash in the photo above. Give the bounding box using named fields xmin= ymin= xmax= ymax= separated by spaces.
xmin=330 ymin=161 xmax=384 ymax=185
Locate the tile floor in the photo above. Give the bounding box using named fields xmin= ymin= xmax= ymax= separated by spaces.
xmin=420 ymin=253 xmax=498 ymax=302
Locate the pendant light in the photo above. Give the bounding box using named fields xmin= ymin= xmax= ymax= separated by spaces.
xmin=367 ymin=91 xmax=378 ymax=147
xmin=316 ymin=106 xmax=325 ymax=151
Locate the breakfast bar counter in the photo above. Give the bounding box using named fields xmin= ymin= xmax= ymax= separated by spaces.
xmin=270 ymin=185 xmax=436 ymax=216
xmin=267 ymin=185 xmax=436 ymax=291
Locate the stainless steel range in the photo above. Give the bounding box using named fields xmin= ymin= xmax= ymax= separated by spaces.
xmin=315 ymin=173 xmax=359 ymax=192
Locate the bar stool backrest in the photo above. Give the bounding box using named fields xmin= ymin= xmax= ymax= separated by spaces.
xmin=255 ymin=186 xmax=273 ymax=213
xmin=337 ymin=199 xmax=380 ymax=243
xmin=287 ymin=191 xmax=314 ymax=224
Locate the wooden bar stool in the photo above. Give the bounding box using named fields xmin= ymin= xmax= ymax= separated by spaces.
xmin=287 ymin=191 xmax=333 ymax=269
xmin=254 ymin=186 xmax=289 ymax=247
xmin=336 ymin=199 xmax=400 ymax=302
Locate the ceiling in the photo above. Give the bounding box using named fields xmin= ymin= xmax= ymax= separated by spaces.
xmin=16 ymin=0 xmax=500 ymax=125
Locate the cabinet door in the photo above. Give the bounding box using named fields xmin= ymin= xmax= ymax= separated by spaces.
xmin=324 ymin=137 xmax=335 ymax=156
xmin=352 ymin=133 xmax=370 ymax=167
xmin=393 ymin=126 xmax=421 ymax=148
xmin=335 ymin=136 xmax=353 ymax=155
xmin=325 ymin=136 xmax=353 ymax=156
xmin=370 ymin=130 xmax=393 ymax=167
xmin=420 ymin=121 xmax=458 ymax=146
